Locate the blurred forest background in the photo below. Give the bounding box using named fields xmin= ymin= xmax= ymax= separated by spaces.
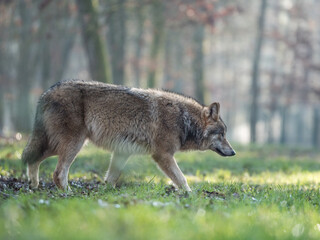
xmin=0 ymin=0 xmax=319 ymax=148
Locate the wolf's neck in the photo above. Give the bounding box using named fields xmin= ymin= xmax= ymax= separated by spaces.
xmin=180 ymin=107 xmax=204 ymax=151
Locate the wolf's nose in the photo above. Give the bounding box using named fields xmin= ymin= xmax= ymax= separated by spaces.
xmin=231 ymin=150 xmax=236 ymax=156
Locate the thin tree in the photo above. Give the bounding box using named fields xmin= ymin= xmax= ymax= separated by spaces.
xmin=147 ymin=0 xmax=165 ymax=88
xmin=39 ymin=5 xmax=52 ymax=91
xmin=77 ymin=0 xmax=111 ymax=83
xmin=250 ymin=0 xmax=267 ymax=143
xmin=192 ymin=23 xmax=205 ymax=104
xmin=0 ymin=22 xmax=4 ymax=134
xmin=52 ymin=2 xmax=77 ymax=85
xmin=312 ymin=106 xmax=320 ymax=148
xmin=107 ymin=0 xmax=127 ymax=85
xmin=15 ymin=1 xmax=35 ymax=132
xmin=133 ymin=0 xmax=145 ymax=87
xmin=0 ymin=64 xmax=3 ymax=135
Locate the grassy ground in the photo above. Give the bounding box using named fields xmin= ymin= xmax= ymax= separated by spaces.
xmin=1 ymin=140 xmax=320 ymax=240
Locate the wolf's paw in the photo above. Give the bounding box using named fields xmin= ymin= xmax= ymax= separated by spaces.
xmin=55 ymin=185 xmax=73 ymax=195
xmin=66 ymin=185 xmax=73 ymax=192
xmin=29 ymin=181 xmax=39 ymax=190
xmin=177 ymin=188 xmax=191 ymax=198
xmin=104 ymin=181 xmax=118 ymax=190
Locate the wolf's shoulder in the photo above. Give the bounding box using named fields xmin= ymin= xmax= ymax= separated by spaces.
xmin=154 ymin=89 xmax=204 ymax=108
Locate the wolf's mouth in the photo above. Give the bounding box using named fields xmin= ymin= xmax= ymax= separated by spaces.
xmin=215 ymin=148 xmax=228 ymax=157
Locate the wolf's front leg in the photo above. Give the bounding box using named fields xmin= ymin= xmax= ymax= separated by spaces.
xmin=152 ymin=153 xmax=191 ymax=192
xmin=105 ymin=152 xmax=130 ymax=187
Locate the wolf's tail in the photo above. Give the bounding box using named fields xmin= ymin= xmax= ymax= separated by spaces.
xmin=21 ymin=104 xmax=47 ymax=168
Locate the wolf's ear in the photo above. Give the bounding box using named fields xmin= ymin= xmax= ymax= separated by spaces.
xmin=209 ymin=102 xmax=220 ymax=121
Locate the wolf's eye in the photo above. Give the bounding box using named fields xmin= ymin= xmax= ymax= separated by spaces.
xmin=208 ymin=129 xmax=224 ymax=137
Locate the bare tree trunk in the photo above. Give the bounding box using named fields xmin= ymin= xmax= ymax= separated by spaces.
xmin=0 ymin=41 xmax=4 ymax=134
xmin=0 ymin=2 xmax=15 ymax=134
xmin=193 ymin=23 xmax=205 ymax=104
xmin=53 ymin=13 xmax=77 ymax=84
xmin=280 ymin=106 xmax=287 ymax=145
xmin=295 ymin=106 xmax=304 ymax=145
xmin=133 ymin=0 xmax=145 ymax=87
xmin=39 ymin=2 xmax=76 ymax=90
xmin=38 ymin=4 xmax=52 ymax=91
xmin=15 ymin=1 xmax=34 ymax=132
xmin=0 ymin=87 xmax=3 ymax=135
xmin=250 ymin=0 xmax=267 ymax=143
xmin=312 ymin=107 xmax=320 ymax=148
xmin=266 ymin=115 xmax=273 ymax=144
xmin=55 ymin=35 xmax=76 ymax=82
xmin=163 ymin=28 xmax=184 ymax=92
xmin=267 ymin=71 xmax=277 ymax=143
xmin=77 ymin=0 xmax=111 ymax=83
xmin=163 ymin=28 xmax=173 ymax=89
xmin=107 ymin=0 xmax=127 ymax=85
xmin=173 ymin=31 xmax=184 ymax=92
xmin=40 ymin=37 xmax=51 ymax=90
xmin=147 ymin=0 xmax=164 ymax=88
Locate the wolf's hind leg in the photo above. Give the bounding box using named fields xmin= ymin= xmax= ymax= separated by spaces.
xmin=152 ymin=153 xmax=191 ymax=192
xmin=22 ymin=133 xmax=52 ymax=189
xmin=105 ymin=152 xmax=130 ymax=187
xmin=53 ymin=138 xmax=85 ymax=190
xmin=27 ymin=151 xmax=53 ymax=189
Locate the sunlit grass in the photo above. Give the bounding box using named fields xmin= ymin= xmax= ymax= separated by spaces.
xmin=185 ymin=170 xmax=320 ymax=185
xmin=1 ymin=141 xmax=320 ymax=239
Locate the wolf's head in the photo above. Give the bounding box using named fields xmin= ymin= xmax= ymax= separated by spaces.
xmin=200 ymin=102 xmax=236 ymax=157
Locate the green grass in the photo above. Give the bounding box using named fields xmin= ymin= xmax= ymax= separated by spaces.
xmin=1 ymin=141 xmax=320 ymax=239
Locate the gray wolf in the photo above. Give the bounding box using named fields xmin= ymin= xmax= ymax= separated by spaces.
xmin=22 ymin=80 xmax=235 ymax=191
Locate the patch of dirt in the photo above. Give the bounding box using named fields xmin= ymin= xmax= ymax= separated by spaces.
xmin=0 ymin=176 xmax=103 ymax=199
xmin=164 ymin=185 xmax=177 ymax=195
xmin=0 ymin=177 xmax=29 ymax=193
xmin=162 ymin=185 xmax=190 ymax=198
xmin=202 ymin=190 xmax=226 ymax=199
